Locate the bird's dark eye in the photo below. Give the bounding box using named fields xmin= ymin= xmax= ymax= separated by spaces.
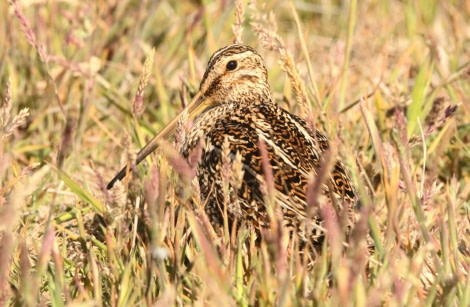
xmin=226 ymin=60 xmax=238 ymax=71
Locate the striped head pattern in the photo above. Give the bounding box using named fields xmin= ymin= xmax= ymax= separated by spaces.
xmin=199 ymin=44 xmax=272 ymax=105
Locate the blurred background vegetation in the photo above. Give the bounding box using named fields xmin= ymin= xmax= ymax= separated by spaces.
xmin=1 ymin=0 xmax=469 ymax=305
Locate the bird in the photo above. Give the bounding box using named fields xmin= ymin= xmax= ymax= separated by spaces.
xmin=107 ymin=44 xmax=357 ymax=247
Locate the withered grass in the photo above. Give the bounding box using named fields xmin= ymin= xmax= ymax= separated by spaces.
xmin=1 ymin=0 xmax=469 ymax=306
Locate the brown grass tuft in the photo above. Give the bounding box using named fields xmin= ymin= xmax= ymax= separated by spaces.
xmin=1 ymin=0 xmax=469 ymax=305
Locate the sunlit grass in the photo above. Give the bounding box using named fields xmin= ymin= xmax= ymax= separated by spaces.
xmin=1 ymin=0 xmax=469 ymax=305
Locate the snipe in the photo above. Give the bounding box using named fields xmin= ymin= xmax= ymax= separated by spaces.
xmin=108 ymin=44 xmax=357 ymax=245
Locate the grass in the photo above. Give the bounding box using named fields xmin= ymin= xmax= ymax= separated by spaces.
xmin=1 ymin=0 xmax=469 ymax=305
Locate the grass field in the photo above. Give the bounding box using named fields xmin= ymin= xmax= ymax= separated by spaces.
xmin=1 ymin=0 xmax=469 ymax=305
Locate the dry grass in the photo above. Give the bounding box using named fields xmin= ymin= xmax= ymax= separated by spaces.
xmin=1 ymin=0 xmax=469 ymax=306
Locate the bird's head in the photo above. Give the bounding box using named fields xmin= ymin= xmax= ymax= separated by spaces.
xmin=198 ymin=44 xmax=271 ymax=106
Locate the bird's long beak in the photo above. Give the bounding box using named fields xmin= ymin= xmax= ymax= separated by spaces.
xmin=107 ymin=91 xmax=209 ymax=189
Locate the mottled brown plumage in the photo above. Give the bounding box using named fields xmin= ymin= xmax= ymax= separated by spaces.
xmin=108 ymin=44 xmax=357 ymax=245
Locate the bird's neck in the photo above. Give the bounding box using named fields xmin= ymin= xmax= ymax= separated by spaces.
xmin=225 ymin=88 xmax=274 ymax=106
